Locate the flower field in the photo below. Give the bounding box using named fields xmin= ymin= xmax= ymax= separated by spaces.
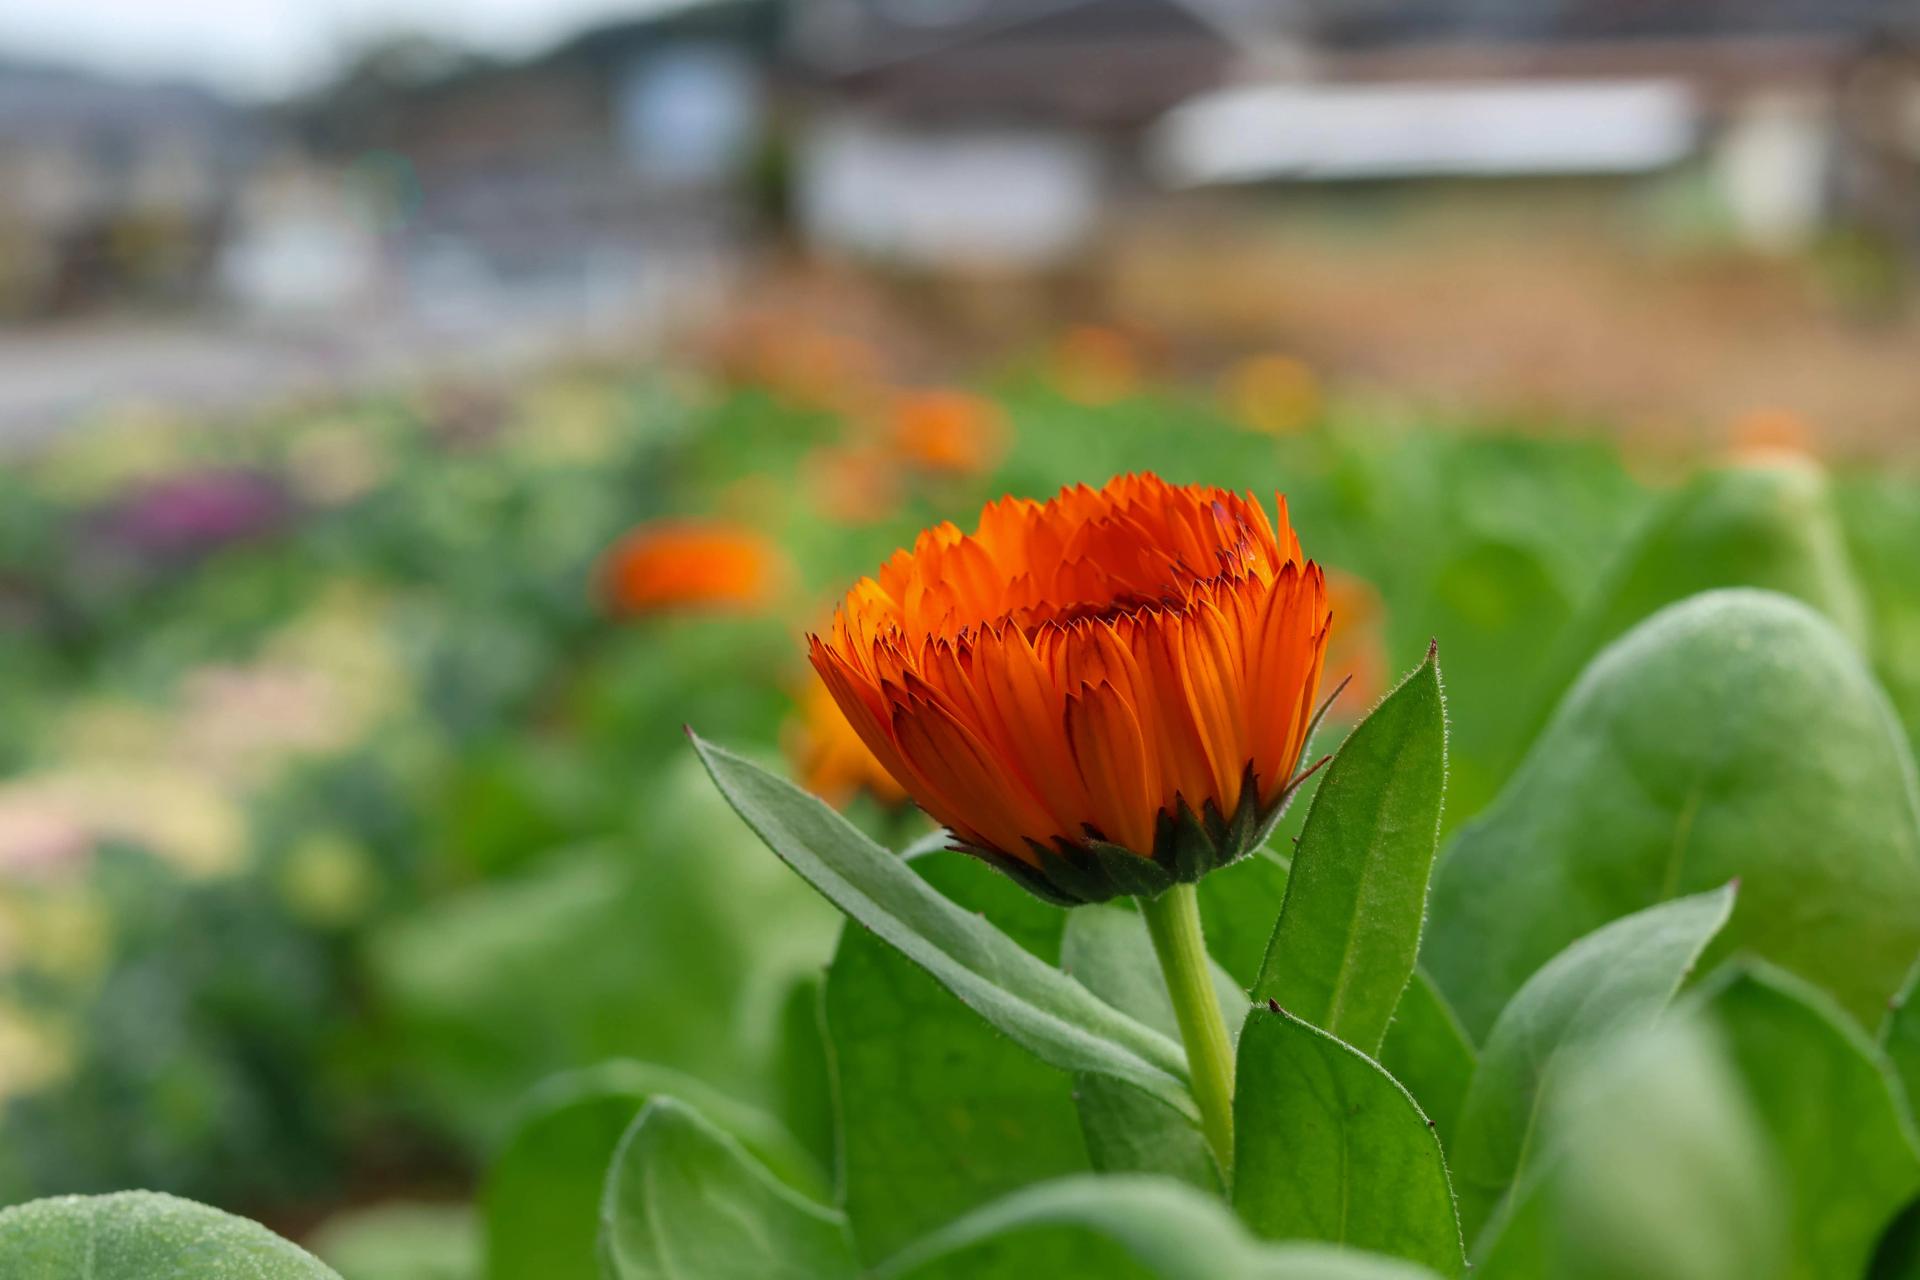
xmin=3 ymin=333 xmax=1920 ymax=1279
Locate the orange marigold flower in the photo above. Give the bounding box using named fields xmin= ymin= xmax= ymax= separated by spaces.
xmin=600 ymin=520 xmax=784 ymax=616
xmin=810 ymin=473 xmax=1331 ymax=904
xmin=887 ymin=389 xmax=1008 ymax=475
xmin=785 ymin=675 xmax=909 ymax=809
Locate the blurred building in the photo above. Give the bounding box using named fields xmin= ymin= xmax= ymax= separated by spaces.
xmin=0 ymin=61 xmax=255 ymax=315
xmin=787 ymin=0 xmax=1293 ymax=267
xmin=291 ymin=1 xmax=784 ymax=327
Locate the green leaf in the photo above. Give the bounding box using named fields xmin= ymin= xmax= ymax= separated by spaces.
xmin=1548 ymin=1017 xmax=1788 ymax=1280
xmin=1198 ymin=845 xmax=1293 ymax=991
xmin=828 ymin=851 xmax=1089 ymax=1266
xmin=1061 ymin=903 xmax=1246 ymax=1192
xmin=1701 ymin=963 xmax=1920 ymax=1280
xmin=483 ymin=1061 xmax=821 ymax=1280
xmin=600 ymin=1096 xmax=858 ymax=1280
xmin=307 ymin=1203 xmax=477 ymax=1280
xmin=691 ymin=734 xmax=1192 ymax=1112
xmin=1883 ymin=958 xmax=1920 ymax=1119
xmin=1232 ymin=1008 xmax=1463 ymax=1274
xmin=873 ymin=1175 xmax=1445 ymax=1280
xmin=771 ymin=974 xmax=836 ymax=1177
xmin=1256 ymin=647 xmax=1448 ymax=1055
xmin=0 ymin=1191 xmax=339 ymax=1279
xmin=1416 ymin=538 xmax=1573 ymax=830
xmin=1379 ymin=969 xmax=1476 ymax=1150
xmin=1526 ymin=456 xmax=1871 ymax=747
xmin=1450 ymin=884 xmax=1736 ymax=1242
xmin=1427 ymin=590 xmax=1920 ymax=1041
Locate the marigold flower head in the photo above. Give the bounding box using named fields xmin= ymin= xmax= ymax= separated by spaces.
xmin=600 ymin=520 xmax=784 ymax=617
xmin=810 ymin=473 xmax=1331 ymax=904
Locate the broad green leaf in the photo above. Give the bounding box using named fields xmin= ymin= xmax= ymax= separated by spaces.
xmin=307 ymin=1203 xmax=477 ymax=1280
xmin=874 ymin=1175 xmax=1444 ymax=1280
xmin=1416 ymin=538 xmax=1572 ymax=829
xmin=829 ymin=851 xmax=1089 ymax=1266
xmin=1232 ymin=1008 xmax=1463 ymax=1273
xmin=483 ymin=1061 xmax=820 ymax=1280
xmin=0 ymin=1191 xmax=339 ymax=1279
xmin=1525 ymin=456 xmax=1871 ymax=748
xmin=1871 ymin=1200 xmax=1920 ymax=1280
xmin=692 ymin=734 xmax=1192 ymax=1112
xmin=1197 ymin=843 xmax=1292 ymax=991
xmin=771 ymin=973 xmax=836 ymax=1176
xmin=600 ymin=1097 xmax=857 ymax=1280
xmin=1427 ymin=590 xmax=1920 ymax=1040
xmin=1256 ymin=647 xmax=1447 ymax=1055
xmin=1061 ymin=904 xmax=1246 ymax=1192
xmin=1450 ymin=885 xmax=1735 ymax=1241
xmin=1883 ymin=958 xmax=1920 ymax=1119
xmin=1549 ymin=1017 xmax=1787 ymax=1280
xmin=1701 ymin=963 xmax=1920 ymax=1280
xmin=370 ymin=758 xmax=838 ymax=1143
xmin=1379 ymin=969 xmax=1476 ymax=1149
xmin=1470 ymin=1017 xmax=1786 ymax=1280
xmin=1835 ymin=473 xmax=1920 ymax=757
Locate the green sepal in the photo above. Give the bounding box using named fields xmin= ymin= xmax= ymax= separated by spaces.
xmin=955 ymin=762 xmax=1316 ymax=906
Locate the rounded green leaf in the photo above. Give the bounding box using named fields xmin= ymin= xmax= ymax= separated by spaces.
xmin=1232 ymin=1008 xmax=1463 ymax=1274
xmin=828 ymin=851 xmax=1090 ymax=1267
xmin=599 ymin=1097 xmax=857 ymax=1280
xmin=873 ymin=1175 xmax=1444 ymax=1280
xmin=1550 ymin=1017 xmax=1788 ymax=1280
xmin=1428 ymin=590 xmax=1920 ymax=1040
xmin=0 ymin=1191 xmax=339 ymax=1279
xmin=483 ymin=1060 xmax=821 ymax=1280
xmin=1702 ymin=963 xmax=1920 ymax=1280
xmin=1525 ymin=456 xmax=1871 ymax=746
xmin=1450 ymin=885 xmax=1736 ymax=1242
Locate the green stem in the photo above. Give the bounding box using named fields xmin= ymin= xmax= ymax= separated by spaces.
xmin=1139 ymin=881 xmax=1235 ymax=1178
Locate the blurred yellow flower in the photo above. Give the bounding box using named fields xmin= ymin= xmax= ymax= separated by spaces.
xmin=286 ymin=418 xmax=393 ymax=506
xmin=599 ymin=520 xmax=787 ymax=617
xmin=1226 ymin=354 xmax=1322 ymax=435
xmin=783 ymin=675 xmax=908 ymax=810
xmin=886 ymin=389 xmax=1008 ymax=475
xmin=278 ymin=832 xmax=378 ymax=928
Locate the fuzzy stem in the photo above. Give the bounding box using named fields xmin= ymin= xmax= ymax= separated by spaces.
xmin=1139 ymin=881 xmax=1235 ymax=1178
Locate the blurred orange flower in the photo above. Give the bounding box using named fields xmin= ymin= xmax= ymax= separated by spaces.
xmin=1226 ymin=354 xmax=1322 ymax=435
xmin=1051 ymin=326 xmax=1142 ymax=406
xmin=1727 ymin=407 xmax=1815 ymax=460
xmin=886 ymin=389 xmax=1008 ymax=475
xmin=599 ymin=521 xmax=786 ymax=616
xmin=784 ymin=675 xmax=908 ymax=810
xmin=801 ymin=445 xmax=904 ymax=525
xmin=1322 ymin=570 xmax=1389 ymax=710
xmin=714 ymin=317 xmax=883 ymax=414
xmin=811 ymin=474 xmax=1329 ymax=904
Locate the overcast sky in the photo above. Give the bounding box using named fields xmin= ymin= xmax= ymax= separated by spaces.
xmin=0 ymin=0 xmax=677 ymax=98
